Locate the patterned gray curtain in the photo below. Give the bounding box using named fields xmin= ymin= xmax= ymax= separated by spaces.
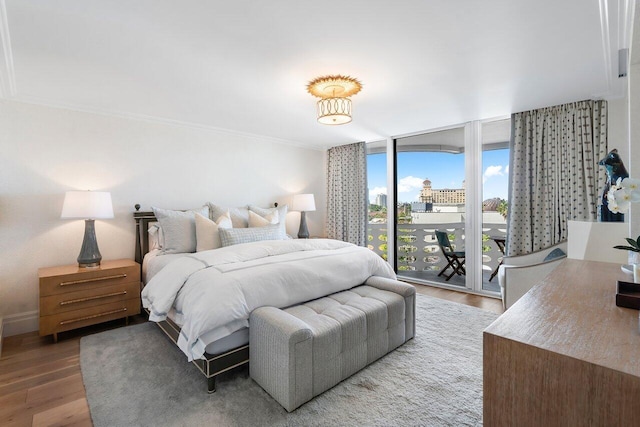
xmin=326 ymin=142 xmax=367 ymax=246
xmin=506 ymin=100 xmax=608 ymax=256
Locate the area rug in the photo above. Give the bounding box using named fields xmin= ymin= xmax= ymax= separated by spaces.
xmin=80 ymin=295 xmax=498 ymax=426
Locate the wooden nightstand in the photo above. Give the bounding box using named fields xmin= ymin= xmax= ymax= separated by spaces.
xmin=38 ymin=259 xmax=141 ymax=342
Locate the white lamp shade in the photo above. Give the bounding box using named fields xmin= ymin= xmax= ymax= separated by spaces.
xmin=61 ymin=191 xmax=114 ymax=219
xmin=292 ymin=194 xmax=316 ymax=212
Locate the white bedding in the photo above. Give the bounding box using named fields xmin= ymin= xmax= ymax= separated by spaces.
xmin=142 ymin=249 xmax=188 ymax=284
xmin=141 ymin=239 xmax=395 ymax=361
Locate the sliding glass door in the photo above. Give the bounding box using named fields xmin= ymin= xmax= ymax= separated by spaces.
xmin=366 ymin=140 xmax=388 ymax=262
xmin=394 ymin=126 xmax=468 ymax=287
xmin=366 ymin=118 xmax=509 ymax=296
xmin=480 ymin=119 xmax=510 ymax=293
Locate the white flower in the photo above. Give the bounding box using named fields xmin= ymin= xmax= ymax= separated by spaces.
xmin=609 ymin=176 xmax=640 ymax=211
xmin=620 ymin=177 xmax=640 ymax=191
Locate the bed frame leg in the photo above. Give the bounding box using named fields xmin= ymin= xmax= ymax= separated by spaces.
xmin=207 ymin=376 xmax=216 ymax=394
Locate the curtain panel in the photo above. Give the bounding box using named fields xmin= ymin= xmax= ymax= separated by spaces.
xmin=506 ymin=100 xmax=608 ymax=256
xmin=326 ymin=142 xmax=367 ymax=246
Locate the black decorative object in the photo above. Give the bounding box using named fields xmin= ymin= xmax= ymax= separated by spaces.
xmin=598 ymin=149 xmax=628 ymax=222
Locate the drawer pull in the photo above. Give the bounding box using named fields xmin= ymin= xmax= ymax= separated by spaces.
xmin=59 ymin=308 xmax=127 ymax=325
xmin=59 ymin=291 xmax=127 ymax=306
xmin=59 ymin=273 xmax=127 ymax=287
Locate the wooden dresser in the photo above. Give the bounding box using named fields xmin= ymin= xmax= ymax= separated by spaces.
xmin=39 ymin=259 xmax=140 ymax=342
xmin=483 ymin=259 xmax=640 ymax=426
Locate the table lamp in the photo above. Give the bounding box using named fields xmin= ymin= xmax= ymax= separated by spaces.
xmin=292 ymin=193 xmax=316 ymax=239
xmin=61 ymin=191 xmax=114 ymax=268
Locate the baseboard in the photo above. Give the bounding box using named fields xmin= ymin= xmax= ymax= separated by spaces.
xmin=3 ymin=310 xmax=38 ymax=337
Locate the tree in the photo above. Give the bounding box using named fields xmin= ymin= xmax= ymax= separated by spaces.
xmin=497 ymin=199 xmax=508 ymax=219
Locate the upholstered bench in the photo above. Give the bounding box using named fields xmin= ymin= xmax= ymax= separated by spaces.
xmin=249 ymin=276 xmax=415 ymax=412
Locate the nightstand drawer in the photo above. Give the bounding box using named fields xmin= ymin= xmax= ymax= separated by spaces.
xmin=40 ymin=281 xmax=140 ymax=315
xmin=39 ymin=298 xmax=141 ymax=336
xmin=39 ymin=263 xmax=139 ymax=297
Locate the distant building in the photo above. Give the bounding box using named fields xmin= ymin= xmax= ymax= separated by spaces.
xmin=375 ymin=193 xmax=387 ymax=207
xmin=419 ymin=179 xmax=465 ymax=205
xmin=411 ymin=202 xmax=432 ymax=212
xmin=482 ymin=197 xmax=501 ymax=211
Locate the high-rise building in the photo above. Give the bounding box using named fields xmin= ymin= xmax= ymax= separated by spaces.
xmin=375 ymin=193 xmax=387 ymax=207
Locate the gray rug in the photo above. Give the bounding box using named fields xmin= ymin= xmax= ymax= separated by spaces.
xmin=80 ymin=295 xmax=498 ymax=426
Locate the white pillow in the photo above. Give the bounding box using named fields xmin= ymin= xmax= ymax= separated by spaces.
xmin=249 ymin=204 xmax=288 ymax=238
xmin=207 ymin=203 xmax=250 ymax=228
xmin=248 ymin=210 xmax=279 ymax=227
xmin=152 ymin=206 xmax=209 ymax=254
xmin=219 ymin=224 xmax=283 ymax=247
xmin=195 ymin=212 xmax=232 ymax=251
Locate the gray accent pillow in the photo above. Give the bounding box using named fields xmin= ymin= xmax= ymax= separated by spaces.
xmin=152 ymin=206 xmax=209 ymax=254
xmin=249 ymin=204 xmax=288 ymax=239
xmin=207 ymin=203 xmax=250 ymax=228
xmin=543 ymin=248 xmax=566 ymax=262
xmin=219 ymin=224 xmax=283 ymax=247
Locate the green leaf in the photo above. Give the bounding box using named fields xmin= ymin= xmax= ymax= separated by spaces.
xmin=613 ymin=245 xmax=640 ymax=252
xmin=624 ymin=238 xmax=640 ymax=249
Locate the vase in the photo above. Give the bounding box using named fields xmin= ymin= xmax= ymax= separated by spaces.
xmin=630 ymin=251 xmax=640 ymax=283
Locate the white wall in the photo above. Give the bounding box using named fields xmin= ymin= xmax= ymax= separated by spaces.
xmin=0 ymin=100 xmax=327 ymax=335
xmin=630 ymin=61 xmax=640 ymax=238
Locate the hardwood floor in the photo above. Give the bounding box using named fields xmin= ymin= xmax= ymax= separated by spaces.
xmin=409 ymin=282 xmax=505 ymax=315
xmin=0 ymin=316 xmax=145 ymax=427
xmin=0 ymin=287 xmax=503 ymax=426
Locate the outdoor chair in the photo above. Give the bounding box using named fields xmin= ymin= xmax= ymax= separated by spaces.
xmin=435 ymin=230 xmax=466 ymax=281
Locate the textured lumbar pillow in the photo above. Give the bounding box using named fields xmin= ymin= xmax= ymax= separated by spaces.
xmin=195 ymin=212 xmax=232 ymax=252
xmin=219 ymin=224 xmax=283 ymax=247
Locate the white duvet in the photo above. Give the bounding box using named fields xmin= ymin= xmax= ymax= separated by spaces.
xmin=141 ymin=238 xmax=396 ymax=361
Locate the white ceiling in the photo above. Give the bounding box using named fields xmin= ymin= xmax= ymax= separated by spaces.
xmin=0 ymin=1 xmax=635 ymax=149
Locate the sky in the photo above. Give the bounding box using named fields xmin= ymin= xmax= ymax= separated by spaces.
xmin=367 ymin=149 xmax=510 ymax=203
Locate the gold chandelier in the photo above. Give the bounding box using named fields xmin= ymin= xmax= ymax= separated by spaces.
xmin=307 ymin=75 xmax=362 ymax=125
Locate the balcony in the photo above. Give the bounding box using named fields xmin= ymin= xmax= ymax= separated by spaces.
xmin=367 ymin=222 xmax=505 ymax=293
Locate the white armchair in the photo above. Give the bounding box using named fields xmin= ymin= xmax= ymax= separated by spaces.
xmin=498 ymin=241 xmax=567 ymax=310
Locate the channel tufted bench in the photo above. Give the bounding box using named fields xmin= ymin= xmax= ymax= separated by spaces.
xmin=249 ymin=276 xmax=416 ymax=412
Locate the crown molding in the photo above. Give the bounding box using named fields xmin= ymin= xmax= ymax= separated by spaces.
xmin=9 ymin=95 xmax=328 ymax=151
xmin=0 ymin=0 xmax=16 ymax=98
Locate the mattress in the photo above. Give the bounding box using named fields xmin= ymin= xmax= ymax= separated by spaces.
xmin=143 ymin=250 xmax=249 ymax=355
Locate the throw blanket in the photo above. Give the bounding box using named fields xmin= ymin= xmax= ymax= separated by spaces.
xmin=141 ymin=239 xmax=396 ymax=361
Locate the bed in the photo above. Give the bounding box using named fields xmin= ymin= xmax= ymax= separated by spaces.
xmin=133 ymin=203 xmax=396 ymax=393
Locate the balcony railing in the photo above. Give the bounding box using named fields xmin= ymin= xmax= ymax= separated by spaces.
xmin=367 ymin=222 xmax=506 ymax=292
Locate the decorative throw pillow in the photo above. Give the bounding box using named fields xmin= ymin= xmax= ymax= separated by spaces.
xmin=207 ymin=203 xmax=250 ymax=228
xmin=248 ymin=210 xmax=279 ymax=227
xmin=249 ymin=204 xmax=288 ymax=238
xmin=195 ymin=212 xmax=233 ymax=252
xmin=152 ymin=206 xmax=209 ymax=254
xmin=219 ymin=224 xmax=283 ymax=247
xmin=543 ymin=248 xmax=566 ymax=262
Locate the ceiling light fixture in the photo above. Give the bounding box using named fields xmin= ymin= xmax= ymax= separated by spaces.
xmin=307 ymin=75 xmax=362 ymax=125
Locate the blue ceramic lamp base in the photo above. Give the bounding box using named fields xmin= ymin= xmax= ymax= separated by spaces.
xmin=298 ymin=211 xmax=309 ymax=239
xmin=78 ymin=219 xmax=102 ymax=268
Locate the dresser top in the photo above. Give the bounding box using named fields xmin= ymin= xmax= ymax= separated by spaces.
xmin=38 ymin=259 xmax=138 ymax=278
xmin=484 ymin=259 xmax=640 ymax=377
